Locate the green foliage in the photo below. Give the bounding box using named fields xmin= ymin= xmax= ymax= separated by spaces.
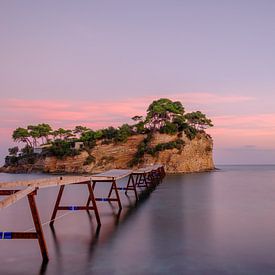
xmin=134 ymin=121 xmax=146 ymax=134
xmin=184 ymin=126 xmax=198 ymax=140
xmin=49 ymin=140 xmax=79 ymax=159
xmin=12 ymin=127 xmax=31 ymax=146
xmin=8 ymin=98 xmax=213 ymax=162
xmin=84 ymin=155 xmax=96 ymax=165
xmin=80 ymin=130 xmax=97 ymax=142
xmin=153 ymin=139 xmax=185 ymax=154
xmin=159 ymin=121 xmax=178 ymax=134
xmin=102 ymin=127 xmax=118 ymax=140
xmin=129 ymin=134 xmax=184 ymax=167
xmin=5 ymin=155 xmax=18 ymax=166
xmin=32 ymin=123 xmax=52 ymax=143
xmin=21 ymin=145 xmax=33 ymax=155
xmin=52 ymin=128 xmax=74 ymax=140
xmin=27 ymin=155 xmax=36 ymax=164
xmin=128 ymin=133 xmax=153 ymax=166
xmin=74 ymin=125 xmax=90 ymax=135
xmin=115 ymin=124 xmax=132 ymax=142
xmin=37 ymin=123 xmax=52 ymax=136
xmin=146 ymin=98 xmax=184 ymax=119
xmin=131 ymin=115 xmax=143 ymax=122
xmin=185 ymin=111 xmax=213 ymax=130
xmin=12 ymin=124 xmax=52 ymax=149
xmin=173 ymin=115 xmax=188 ymax=131
xmin=8 ymin=146 xmax=19 ymax=156
xmin=27 ymin=124 xmax=53 ymax=146
xmin=94 ymin=130 xmax=103 ymax=139
xmin=79 ymin=130 xmax=102 ymax=149
xmin=101 ymin=125 xmax=133 ymax=142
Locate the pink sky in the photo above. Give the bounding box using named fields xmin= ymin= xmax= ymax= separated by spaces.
xmin=1 ymin=92 xmax=275 ymax=165
xmin=1 ymin=1 xmax=275 ymax=165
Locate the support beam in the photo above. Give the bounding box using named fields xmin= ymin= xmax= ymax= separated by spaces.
xmin=0 ymin=187 xmax=36 ymax=209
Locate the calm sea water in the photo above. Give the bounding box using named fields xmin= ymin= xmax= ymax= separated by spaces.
xmin=1 ymin=165 xmax=275 ymax=275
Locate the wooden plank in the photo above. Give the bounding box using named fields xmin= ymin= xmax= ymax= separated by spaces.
xmin=134 ymin=167 xmax=155 ymax=174
xmin=0 ymin=176 xmax=92 ymax=189
xmin=0 ymin=169 xmax=134 ymax=190
xmin=91 ymin=169 xmax=133 ymax=180
xmin=31 ymin=176 xmax=92 ymax=188
xmin=0 ymin=187 xmax=36 ymax=209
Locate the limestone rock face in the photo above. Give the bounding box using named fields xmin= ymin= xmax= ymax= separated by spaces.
xmin=144 ymin=132 xmax=214 ymax=173
xmin=30 ymin=132 xmax=214 ymax=174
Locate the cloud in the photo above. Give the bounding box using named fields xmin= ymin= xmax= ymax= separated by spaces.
xmin=170 ymin=93 xmax=255 ymax=104
xmin=0 ymin=92 xmax=255 ymax=126
xmin=212 ymin=114 xmax=275 ymax=130
xmin=0 ymin=93 xmax=273 ymax=153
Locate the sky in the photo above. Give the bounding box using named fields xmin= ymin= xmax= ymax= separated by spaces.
xmin=0 ymin=0 xmax=275 ymax=165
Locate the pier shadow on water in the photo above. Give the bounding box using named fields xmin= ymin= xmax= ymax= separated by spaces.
xmin=2 ymin=166 xmax=275 ymax=274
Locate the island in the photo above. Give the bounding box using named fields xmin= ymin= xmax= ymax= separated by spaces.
xmin=1 ymin=98 xmax=214 ymax=174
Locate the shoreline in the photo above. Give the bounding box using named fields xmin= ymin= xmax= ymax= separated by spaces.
xmin=0 ymin=166 xmax=217 ymax=176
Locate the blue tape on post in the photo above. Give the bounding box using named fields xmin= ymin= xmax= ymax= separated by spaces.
xmin=100 ymin=198 xmax=108 ymax=202
xmin=0 ymin=232 xmax=3 ymax=239
xmin=69 ymin=206 xmax=77 ymax=211
xmin=4 ymin=232 xmax=12 ymax=239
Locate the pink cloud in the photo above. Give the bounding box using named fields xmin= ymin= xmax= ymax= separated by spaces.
xmin=212 ymin=114 xmax=275 ymax=129
xmin=1 ymin=93 xmax=274 ymax=153
xmin=208 ymin=113 xmax=275 ymax=149
xmin=1 ymin=93 xmax=254 ymax=128
xmin=171 ymin=93 xmax=255 ymax=104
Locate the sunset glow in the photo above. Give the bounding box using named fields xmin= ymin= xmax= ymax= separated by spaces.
xmin=1 ymin=1 xmax=275 ymax=164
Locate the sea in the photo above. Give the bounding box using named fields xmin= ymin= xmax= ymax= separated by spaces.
xmin=1 ymin=165 xmax=275 ymax=275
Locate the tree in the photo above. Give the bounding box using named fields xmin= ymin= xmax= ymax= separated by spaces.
xmin=131 ymin=115 xmax=143 ymax=122
xmin=52 ymin=128 xmax=74 ymax=140
xmin=145 ymin=98 xmax=185 ymax=131
xmin=36 ymin=123 xmax=52 ymax=144
xmin=115 ymin=124 xmax=132 ymax=142
xmin=102 ymin=127 xmax=118 ymax=140
xmin=185 ymin=111 xmax=213 ymax=130
xmin=8 ymin=146 xmax=19 ymax=156
xmin=49 ymin=140 xmax=79 ymax=158
xmin=12 ymin=124 xmax=53 ymax=148
xmin=12 ymin=127 xmax=32 ymax=147
xmin=27 ymin=125 xmax=40 ymax=147
xmin=73 ymin=125 xmax=90 ymax=138
xmin=146 ymin=98 xmax=184 ymax=119
xmin=173 ymin=115 xmax=188 ymax=131
xmin=21 ymin=145 xmax=33 ymax=155
xmin=159 ymin=122 xmax=178 ymax=134
xmin=80 ymin=130 xmax=96 ymax=142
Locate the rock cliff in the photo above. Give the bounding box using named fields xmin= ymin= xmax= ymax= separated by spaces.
xmin=1 ymin=132 xmax=214 ymax=174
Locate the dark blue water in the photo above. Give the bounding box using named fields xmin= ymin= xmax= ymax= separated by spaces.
xmin=1 ymin=166 xmax=275 ymax=275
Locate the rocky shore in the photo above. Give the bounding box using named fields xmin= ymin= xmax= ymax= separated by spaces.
xmin=0 ymin=132 xmax=214 ymax=174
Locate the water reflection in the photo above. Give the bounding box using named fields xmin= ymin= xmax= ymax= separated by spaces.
xmin=2 ymin=167 xmax=275 ymax=274
xmin=39 ymin=260 xmax=49 ymax=275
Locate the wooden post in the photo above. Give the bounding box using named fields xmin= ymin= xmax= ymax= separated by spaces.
xmin=50 ymin=182 xmax=101 ymax=227
xmin=27 ymin=191 xmax=49 ymax=262
xmin=112 ymin=180 xmax=122 ymax=210
xmin=50 ymin=185 xmax=65 ymax=226
xmin=86 ymin=182 xmax=101 ymax=226
xmin=125 ymin=174 xmax=138 ymax=200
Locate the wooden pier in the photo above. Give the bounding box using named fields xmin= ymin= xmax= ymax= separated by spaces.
xmin=0 ymin=165 xmax=165 ymax=261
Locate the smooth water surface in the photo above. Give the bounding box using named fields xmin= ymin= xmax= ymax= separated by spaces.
xmin=1 ymin=166 xmax=275 ymax=275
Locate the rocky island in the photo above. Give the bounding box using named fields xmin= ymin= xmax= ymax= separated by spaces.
xmin=1 ymin=98 xmax=214 ymax=174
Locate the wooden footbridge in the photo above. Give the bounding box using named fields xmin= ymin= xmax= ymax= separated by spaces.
xmin=0 ymin=165 xmax=165 ymax=262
